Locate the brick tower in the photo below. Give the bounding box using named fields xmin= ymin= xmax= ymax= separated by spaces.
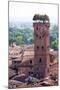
xmin=33 ymin=14 xmax=50 ymax=79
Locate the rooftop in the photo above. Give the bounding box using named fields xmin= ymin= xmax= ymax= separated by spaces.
xmin=9 ymin=44 xmax=58 ymax=62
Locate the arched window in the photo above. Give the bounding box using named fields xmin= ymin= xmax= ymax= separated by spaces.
xmin=37 ymin=46 xmax=39 ymax=49
xmin=39 ymin=36 xmax=41 ymax=39
xmin=29 ymin=72 xmax=33 ymax=75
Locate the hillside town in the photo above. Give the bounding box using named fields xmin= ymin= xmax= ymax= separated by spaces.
xmin=8 ymin=15 xmax=58 ymax=88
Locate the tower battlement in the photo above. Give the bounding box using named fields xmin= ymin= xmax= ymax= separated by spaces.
xmin=33 ymin=14 xmax=50 ymax=27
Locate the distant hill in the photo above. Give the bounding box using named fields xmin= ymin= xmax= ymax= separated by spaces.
xmin=9 ymin=21 xmax=33 ymax=29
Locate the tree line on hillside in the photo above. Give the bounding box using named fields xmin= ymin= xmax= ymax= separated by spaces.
xmin=9 ymin=24 xmax=58 ymax=50
xmin=9 ymin=27 xmax=34 ymax=45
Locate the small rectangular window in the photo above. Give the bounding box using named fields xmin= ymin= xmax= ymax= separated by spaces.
xmin=30 ymin=60 xmax=32 ymax=64
xmin=36 ymin=34 xmax=38 ymax=37
xmin=37 ymin=46 xmax=39 ymax=49
xmin=39 ymin=36 xmax=41 ymax=39
xmin=41 ymin=46 xmax=44 ymax=49
xmin=36 ymin=27 xmax=38 ymax=30
xmin=39 ymin=58 xmax=41 ymax=63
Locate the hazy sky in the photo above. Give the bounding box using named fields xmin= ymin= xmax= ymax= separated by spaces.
xmin=9 ymin=2 xmax=58 ymax=24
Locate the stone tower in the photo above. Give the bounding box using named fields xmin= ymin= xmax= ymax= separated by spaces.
xmin=33 ymin=14 xmax=50 ymax=79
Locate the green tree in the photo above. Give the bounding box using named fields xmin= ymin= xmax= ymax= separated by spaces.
xmin=16 ymin=35 xmax=24 ymax=45
xmin=51 ymin=40 xmax=58 ymax=50
xmin=50 ymin=24 xmax=58 ymax=50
